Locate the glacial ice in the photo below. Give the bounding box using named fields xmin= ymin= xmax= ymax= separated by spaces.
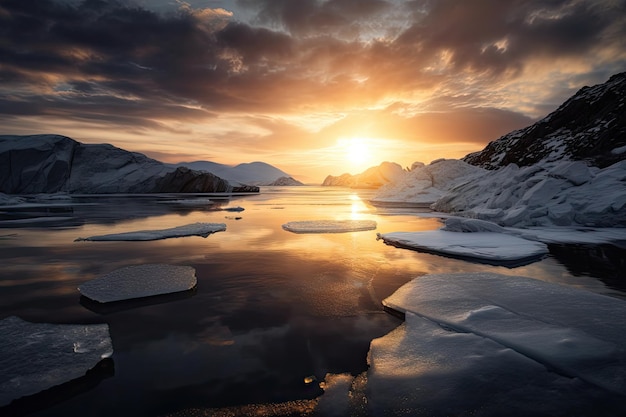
xmin=0 ymin=316 xmax=112 ymax=407
xmin=372 ymin=158 xmax=626 ymax=228
xmin=74 ymin=222 xmax=226 ymax=241
xmin=367 ymin=272 xmax=626 ymax=415
xmin=78 ymin=264 xmax=197 ymax=303
xmin=282 ymin=220 xmax=377 ymax=233
xmin=371 ymin=159 xmax=485 ymax=206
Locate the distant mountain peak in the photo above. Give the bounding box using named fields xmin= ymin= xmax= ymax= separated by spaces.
xmin=463 ymin=71 xmax=626 ymax=169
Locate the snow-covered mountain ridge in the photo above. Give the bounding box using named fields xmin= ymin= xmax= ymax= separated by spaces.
xmin=464 ymin=72 xmax=626 ymax=169
xmin=0 ymin=135 xmax=259 ymax=194
xmin=174 ymin=161 xmax=303 ymax=186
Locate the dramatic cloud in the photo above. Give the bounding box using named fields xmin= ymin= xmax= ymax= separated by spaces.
xmin=0 ymin=0 xmax=625 ymax=180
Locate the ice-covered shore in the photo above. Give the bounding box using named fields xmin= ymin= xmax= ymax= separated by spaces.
xmin=371 ymin=158 xmax=626 ymax=228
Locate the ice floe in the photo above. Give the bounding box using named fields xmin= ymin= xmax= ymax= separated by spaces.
xmin=78 ymin=264 xmax=197 ymax=303
xmin=0 ymin=316 xmax=112 ymax=407
xmin=282 ymin=220 xmax=377 ymax=233
xmin=74 ymin=222 xmax=226 ymax=241
xmin=377 ymin=224 xmax=548 ymax=266
xmin=367 ymin=272 xmax=626 ymax=415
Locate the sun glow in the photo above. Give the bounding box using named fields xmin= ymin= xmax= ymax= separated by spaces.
xmin=340 ymin=137 xmax=375 ymax=170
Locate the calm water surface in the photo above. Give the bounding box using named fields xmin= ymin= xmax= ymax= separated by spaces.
xmin=1 ymin=186 xmax=624 ymax=416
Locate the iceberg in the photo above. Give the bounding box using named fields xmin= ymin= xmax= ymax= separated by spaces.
xmin=78 ymin=264 xmax=197 ymax=303
xmin=367 ymin=272 xmax=626 ymax=415
xmin=377 ymin=220 xmax=548 ymax=266
xmin=74 ymin=222 xmax=226 ymax=241
xmin=282 ymin=220 xmax=377 ymax=233
xmin=0 ymin=316 xmax=113 ymax=407
xmin=371 ymin=159 xmax=485 ymax=206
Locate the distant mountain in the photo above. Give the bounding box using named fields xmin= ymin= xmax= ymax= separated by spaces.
xmin=322 ymin=162 xmax=405 ymax=188
xmin=175 ymin=161 xmax=303 ymax=186
xmin=463 ymin=72 xmax=626 ymax=169
xmin=0 ymin=135 xmax=259 ymax=194
xmin=267 ymin=176 xmax=305 ymax=186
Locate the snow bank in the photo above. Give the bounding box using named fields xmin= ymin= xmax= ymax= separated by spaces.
xmin=0 ymin=316 xmax=112 ymax=406
xmin=367 ymin=272 xmax=626 ymax=415
xmin=371 ymin=159 xmax=485 ymax=206
xmin=282 ymin=220 xmax=377 ymax=233
xmin=432 ymin=160 xmax=626 ymax=227
xmin=78 ymin=264 xmax=197 ymax=303
xmin=74 ymin=222 xmax=226 ymax=241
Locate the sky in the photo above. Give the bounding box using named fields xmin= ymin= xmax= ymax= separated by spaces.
xmin=1 ymin=0 xmax=625 ymax=183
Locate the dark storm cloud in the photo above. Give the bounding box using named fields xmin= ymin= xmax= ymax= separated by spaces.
xmin=238 ymin=0 xmax=392 ymax=36
xmin=0 ymin=0 xmax=625 ymax=137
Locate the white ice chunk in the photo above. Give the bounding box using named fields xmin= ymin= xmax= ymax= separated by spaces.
xmin=0 ymin=316 xmax=112 ymax=406
xmin=78 ymin=264 xmax=197 ymax=303
xmin=282 ymin=220 xmax=377 ymax=233
xmin=367 ymin=310 xmax=622 ymax=416
xmin=377 ymin=229 xmax=548 ymax=264
xmin=382 ymin=272 xmax=626 ymax=396
xmin=74 ymin=222 xmax=226 ymax=241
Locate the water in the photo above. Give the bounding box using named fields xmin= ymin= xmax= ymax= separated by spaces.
xmin=1 ymin=186 xmax=624 ymax=416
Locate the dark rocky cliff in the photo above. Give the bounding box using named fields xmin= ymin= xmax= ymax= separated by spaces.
xmin=463 ymin=72 xmax=626 ymax=169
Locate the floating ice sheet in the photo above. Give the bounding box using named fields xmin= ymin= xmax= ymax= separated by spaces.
xmin=377 ymin=228 xmax=548 ymax=265
xmin=381 ymin=273 xmax=626 ymax=397
xmin=75 ymin=222 xmax=225 ymax=241
xmin=78 ymin=264 xmax=197 ymax=303
xmin=0 ymin=316 xmax=112 ymax=407
xmin=282 ymin=220 xmax=377 ymax=233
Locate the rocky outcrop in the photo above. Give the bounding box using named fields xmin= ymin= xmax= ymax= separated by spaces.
xmin=463 ymin=72 xmax=626 ymax=169
xmin=0 ymin=135 xmax=258 ymax=194
xmin=322 ymin=162 xmax=404 ymax=188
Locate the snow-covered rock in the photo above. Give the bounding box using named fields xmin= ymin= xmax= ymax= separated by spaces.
xmin=0 ymin=316 xmax=113 ymax=406
xmin=78 ymin=264 xmax=197 ymax=303
xmin=74 ymin=222 xmax=226 ymax=241
xmin=371 ymin=159 xmax=486 ymax=206
xmin=0 ymin=135 xmax=259 ymax=194
xmin=322 ymin=162 xmax=404 ymax=188
xmin=463 ymin=72 xmax=626 ymax=170
xmin=282 ymin=219 xmax=377 ymax=233
xmin=367 ymin=272 xmax=626 ymax=416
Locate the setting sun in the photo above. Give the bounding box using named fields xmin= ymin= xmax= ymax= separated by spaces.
xmin=341 ymin=137 xmax=374 ymax=169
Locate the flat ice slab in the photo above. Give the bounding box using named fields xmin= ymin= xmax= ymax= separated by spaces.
xmin=377 ymin=229 xmax=548 ymax=265
xmin=282 ymin=220 xmax=377 ymax=233
xmin=75 ymin=222 xmax=226 ymax=241
xmin=0 ymin=316 xmax=112 ymax=407
xmin=368 ymin=273 xmax=626 ymax=415
xmin=78 ymin=264 xmax=197 ymax=303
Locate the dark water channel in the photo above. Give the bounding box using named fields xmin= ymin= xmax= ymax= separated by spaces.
xmin=0 ymin=186 xmax=624 ymax=416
